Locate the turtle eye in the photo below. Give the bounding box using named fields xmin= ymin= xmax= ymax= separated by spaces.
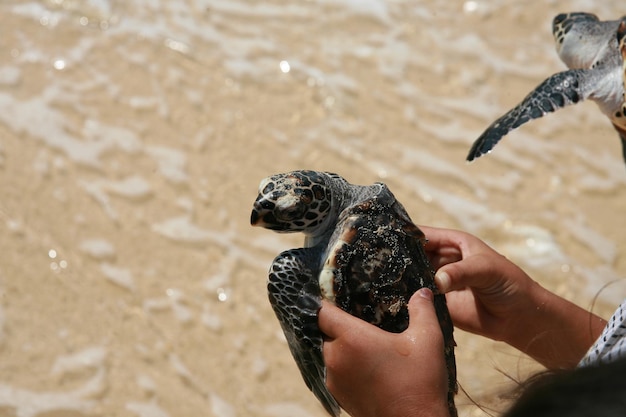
xmin=258 ymin=177 xmax=275 ymax=195
xmin=553 ymin=13 xmax=567 ymax=27
xmin=276 ymin=203 xmax=306 ymax=222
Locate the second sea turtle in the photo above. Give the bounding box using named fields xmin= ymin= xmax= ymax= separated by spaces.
xmin=467 ymin=12 xmax=626 ymax=164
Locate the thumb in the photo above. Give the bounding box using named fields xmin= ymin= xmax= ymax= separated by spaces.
xmin=406 ymin=288 xmax=441 ymax=334
xmin=319 ymin=300 xmax=366 ymax=339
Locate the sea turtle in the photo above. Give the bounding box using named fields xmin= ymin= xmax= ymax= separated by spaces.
xmin=250 ymin=170 xmax=457 ymax=417
xmin=467 ymin=12 xmax=626 ymax=163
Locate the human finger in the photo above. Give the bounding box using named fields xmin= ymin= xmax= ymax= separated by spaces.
xmin=406 ymin=288 xmax=443 ymax=338
xmin=318 ymin=300 xmax=364 ymax=339
xmin=434 ymin=252 xmax=505 ymax=293
xmin=420 ymin=226 xmax=488 ymax=252
xmin=419 ymin=226 xmax=471 ymax=267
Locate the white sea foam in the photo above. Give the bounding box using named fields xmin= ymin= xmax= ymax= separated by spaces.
xmin=317 ymin=0 xmax=390 ymax=23
xmin=151 ymin=216 xmax=211 ymax=244
xmin=104 ymin=176 xmax=153 ymax=200
xmin=0 ymin=66 xmax=21 ymax=85
xmin=0 ymin=303 xmax=5 ymax=345
xmin=563 ymin=217 xmax=617 ymax=264
xmin=201 ymin=304 xmax=223 ymax=332
xmin=80 ymin=180 xmax=119 ymax=222
xmin=144 ymin=290 xmax=194 ymax=324
xmin=101 ymin=263 xmax=135 ymax=291
xmin=127 ymin=400 xmax=172 ymax=417
xmin=417 ymin=183 xmax=508 ymax=232
xmin=210 ymin=392 xmax=236 ymax=417
xmin=500 ymin=224 xmax=568 ymax=268
xmin=166 ymin=288 xmax=194 ymax=324
xmin=0 ymin=91 xmax=107 ymax=168
xmin=136 ymin=374 xmax=157 ymax=395
xmin=79 ymin=238 xmax=117 ymax=260
xmin=145 ymin=146 xmax=188 ymax=184
xmin=0 ymin=369 xmax=105 ymax=417
xmin=262 ymin=402 xmax=317 ymax=417
xmin=51 ymin=346 xmax=108 ymax=377
xmin=395 ymin=145 xmax=487 ymax=199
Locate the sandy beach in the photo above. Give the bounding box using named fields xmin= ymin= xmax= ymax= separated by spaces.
xmin=1 ymin=1 xmax=625 ymax=416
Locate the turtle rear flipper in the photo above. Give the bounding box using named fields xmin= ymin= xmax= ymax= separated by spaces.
xmin=467 ymin=69 xmax=592 ymax=161
xmin=268 ymin=249 xmax=341 ymax=417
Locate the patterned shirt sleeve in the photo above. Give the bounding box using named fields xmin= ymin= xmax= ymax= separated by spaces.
xmin=579 ymin=300 xmax=626 ymax=367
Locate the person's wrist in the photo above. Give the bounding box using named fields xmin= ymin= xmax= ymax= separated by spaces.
xmin=504 ymin=281 xmax=606 ymax=369
xmin=499 ymin=279 xmax=547 ymax=349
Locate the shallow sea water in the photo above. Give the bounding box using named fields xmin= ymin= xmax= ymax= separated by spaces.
xmin=1 ymin=1 xmax=626 ymax=416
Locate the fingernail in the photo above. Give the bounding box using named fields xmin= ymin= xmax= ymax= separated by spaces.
xmin=418 ymin=288 xmax=433 ymax=301
xmin=435 ymin=270 xmax=450 ymax=293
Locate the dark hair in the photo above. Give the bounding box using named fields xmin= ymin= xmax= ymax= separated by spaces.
xmin=503 ymin=357 xmax=626 ymax=416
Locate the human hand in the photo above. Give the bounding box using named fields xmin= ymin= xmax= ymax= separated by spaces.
xmin=421 ymin=226 xmax=536 ymax=342
xmin=318 ymin=289 xmax=450 ymax=417
xmin=421 ymin=226 xmax=606 ymax=369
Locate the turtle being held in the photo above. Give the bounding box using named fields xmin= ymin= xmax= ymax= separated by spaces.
xmin=251 ymin=170 xmax=457 ymax=417
xmin=467 ymin=12 xmax=626 ymax=164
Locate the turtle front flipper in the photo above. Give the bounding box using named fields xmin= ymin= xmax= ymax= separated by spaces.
xmin=267 ymin=248 xmax=341 ymax=417
xmin=467 ymin=69 xmax=591 ymax=161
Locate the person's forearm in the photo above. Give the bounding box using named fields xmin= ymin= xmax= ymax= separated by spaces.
xmin=504 ymin=281 xmax=606 ymax=369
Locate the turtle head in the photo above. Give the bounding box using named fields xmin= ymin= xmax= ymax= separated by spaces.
xmin=552 ymin=12 xmax=599 ymax=46
xmin=251 ymin=170 xmax=335 ymax=235
xmin=552 ymin=12 xmax=611 ymax=69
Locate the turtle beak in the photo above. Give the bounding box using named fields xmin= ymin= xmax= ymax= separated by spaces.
xmin=251 ymin=197 xmax=277 ymax=228
xmin=251 ymin=196 xmax=290 ymax=231
xmin=250 ymin=200 xmax=264 ymax=226
xmin=250 ymin=200 xmax=264 ymax=227
xmin=252 ymin=177 xmax=275 ymax=228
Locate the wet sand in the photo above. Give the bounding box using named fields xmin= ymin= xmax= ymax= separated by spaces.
xmin=1 ymin=1 xmax=625 ymax=416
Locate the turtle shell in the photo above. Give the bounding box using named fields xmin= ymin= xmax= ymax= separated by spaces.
xmin=319 ymin=183 xmax=457 ymax=415
xmin=320 ymin=187 xmax=436 ymax=332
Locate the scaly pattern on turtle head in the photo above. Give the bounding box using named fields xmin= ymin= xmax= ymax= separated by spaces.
xmin=251 ymin=170 xmax=336 ymax=235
